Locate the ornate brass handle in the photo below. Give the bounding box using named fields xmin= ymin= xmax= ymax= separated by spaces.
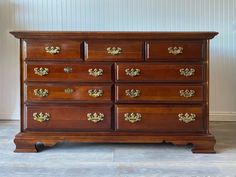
xmin=168 ymin=46 xmax=183 ymax=55
xmin=178 ymin=113 xmax=196 ymax=123
xmin=34 ymin=67 xmax=49 ymax=76
xmin=34 ymin=89 xmax=49 ymax=97
xmin=125 ymin=68 xmax=140 ymax=77
xmin=87 ymin=113 xmax=104 ymax=123
xmin=179 ymin=89 xmax=195 ymax=98
xmin=33 ymin=112 xmax=50 ymax=122
xmin=88 ymin=68 xmax=103 ymax=77
xmin=107 ymin=47 xmax=122 ymax=56
xmin=45 ymin=46 xmax=60 ymax=54
xmin=124 ymin=113 xmax=142 ymax=123
xmin=179 ymin=68 xmax=195 ymax=77
xmin=64 ymin=67 xmax=73 ymax=73
xmin=88 ymin=89 xmax=103 ymax=98
xmin=125 ymin=89 xmax=140 ymax=98
xmin=64 ymin=88 xmax=74 ymax=94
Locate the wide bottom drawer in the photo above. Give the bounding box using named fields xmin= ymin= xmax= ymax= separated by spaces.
xmin=116 ymin=105 xmax=205 ymax=133
xmin=25 ymin=105 xmax=112 ymax=131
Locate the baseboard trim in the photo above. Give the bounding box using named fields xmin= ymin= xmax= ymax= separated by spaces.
xmin=210 ymin=112 xmax=236 ymax=121
xmin=0 ymin=113 xmax=20 ymax=120
xmin=0 ymin=112 xmax=236 ymax=121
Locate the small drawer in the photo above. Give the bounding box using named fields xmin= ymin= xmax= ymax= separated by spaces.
xmin=26 ymin=62 xmax=112 ymax=82
xmin=116 ymin=84 xmax=203 ymax=103
xmin=26 ymin=84 xmax=112 ymax=103
xmin=84 ymin=40 xmax=144 ymax=61
xmin=146 ymin=41 xmax=205 ymax=61
xmin=25 ymin=104 xmax=112 ymax=131
xmin=116 ymin=63 xmax=204 ymax=82
xmin=116 ymin=105 xmax=205 ymax=132
xmin=24 ymin=40 xmax=82 ymax=60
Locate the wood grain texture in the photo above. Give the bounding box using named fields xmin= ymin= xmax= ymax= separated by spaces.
xmin=11 ymin=31 xmax=217 ymax=153
xmin=116 ymin=62 xmax=204 ymax=82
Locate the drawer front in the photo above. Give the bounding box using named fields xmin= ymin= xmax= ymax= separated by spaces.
xmin=116 ymin=105 xmax=205 ymax=132
xmin=116 ymin=63 xmax=204 ymax=82
xmin=146 ymin=41 xmax=205 ymax=61
xmin=116 ymin=84 xmax=203 ymax=103
xmin=25 ymin=40 xmax=82 ymax=60
xmin=27 ymin=84 xmax=112 ymax=103
xmin=84 ymin=40 xmax=143 ymax=61
xmin=25 ymin=105 xmax=112 ymax=131
xmin=26 ymin=62 xmax=112 ymax=82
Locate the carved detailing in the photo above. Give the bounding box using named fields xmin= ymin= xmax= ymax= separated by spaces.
xmin=34 ymin=89 xmax=49 ymax=97
xmin=33 ymin=112 xmax=50 ymax=122
xmin=168 ymin=46 xmax=183 ymax=55
xmin=179 ymin=68 xmax=195 ymax=77
xmin=88 ymin=89 xmax=103 ymax=98
xmin=88 ymin=68 xmax=103 ymax=77
xmin=124 ymin=113 xmax=142 ymax=123
xmin=125 ymin=89 xmax=140 ymax=98
xmin=87 ymin=113 xmax=104 ymax=123
xmin=179 ymin=89 xmax=195 ymax=98
xmin=45 ymin=46 xmax=60 ymax=54
xmin=178 ymin=113 xmax=196 ymax=123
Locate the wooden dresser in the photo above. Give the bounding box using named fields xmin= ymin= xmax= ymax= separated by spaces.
xmin=11 ymin=31 xmax=218 ymax=153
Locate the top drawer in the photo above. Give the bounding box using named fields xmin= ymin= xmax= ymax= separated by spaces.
xmin=84 ymin=40 xmax=144 ymax=61
xmin=24 ymin=40 xmax=83 ymax=60
xmin=146 ymin=40 xmax=205 ymax=61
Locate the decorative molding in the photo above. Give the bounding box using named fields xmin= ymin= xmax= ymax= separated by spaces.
xmin=0 ymin=112 xmax=236 ymax=121
xmin=209 ymin=112 xmax=236 ymax=122
xmin=0 ymin=113 xmax=20 ymax=120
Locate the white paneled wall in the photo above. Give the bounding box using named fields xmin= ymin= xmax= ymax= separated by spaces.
xmin=0 ymin=0 xmax=235 ymax=120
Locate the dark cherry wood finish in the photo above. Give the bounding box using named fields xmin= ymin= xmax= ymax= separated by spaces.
xmin=26 ymin=62 xmax=113 ymax=82
xmin=84 ymin=40 xmax=144 ymax=61
xmin=116 ymin=84 xmax=204 ymax=103
xmin=115 ymin=105 xmax=205 ymax=132
xmin=24 ymin=40 xmax=83 ymax=60
xmin=25 ymin=104 xmax=112 ymax=131
xmin=116 ymin=63 xmax=204 ymax=82
xmin=146 ymin=40 xmax=205 ymax=61
xmin=10 ymin=31 xmax=218 ymax=153
xmin=26 ymin=84 xmax=112 ymax=102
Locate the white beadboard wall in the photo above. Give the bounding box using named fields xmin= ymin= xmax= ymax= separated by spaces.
xmin=0 ymin=0 xmax=235 ymax=120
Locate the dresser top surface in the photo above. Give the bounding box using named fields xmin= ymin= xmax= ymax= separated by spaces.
xmin=10 ymin=31 xmax=218 ymax=40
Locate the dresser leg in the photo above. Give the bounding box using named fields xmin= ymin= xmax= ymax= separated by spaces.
xmin=14 ymin=139 xmax=38 ymax=153
xmin=191 ymin=138 xmax=216 ymax=153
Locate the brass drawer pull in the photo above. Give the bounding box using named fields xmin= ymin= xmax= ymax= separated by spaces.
xmin=178 ymin=113 xmax=196 ymax=123
xmin=179 ymin=89 xmax=195 ymax=98
xmin=88 ymin=89 xmax=103 ymax=98
xmin=125 ymin=68 xmax=140 ymax=77
xmin=168 ymin=46 xmax=183 ymax=55
xmin=33 ymin=112 xmax=50 ymax=122
xmin=125 ymin=89 xmax=140 ymax=98
xmin=107 ymin=47 xmax=122 ymax=56
xmin=179 ymin=68 xmax=195 ymax=77
xmin=45 ymin=46 xmax=60 ymax=54
xmin=88 ymin=68 xmax=103 ymax=77
xmin=64 ymin=67 xmax=73 ymax=73
xmin=34 ymin=67 xmax=49 ymax=76
xmin=34 ymin=89 xmax=49 ymax=97
xmin=87 ymin=113 xmax=104 ymax=123
xmin=124 ymin=113 xmax=142 ymax=123
xmin=64 ymin=88 xmax=74 ymax=94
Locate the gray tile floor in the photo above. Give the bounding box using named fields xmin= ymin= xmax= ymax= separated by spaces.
xmin=0 ymin=121 xmax=236 ymax=177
